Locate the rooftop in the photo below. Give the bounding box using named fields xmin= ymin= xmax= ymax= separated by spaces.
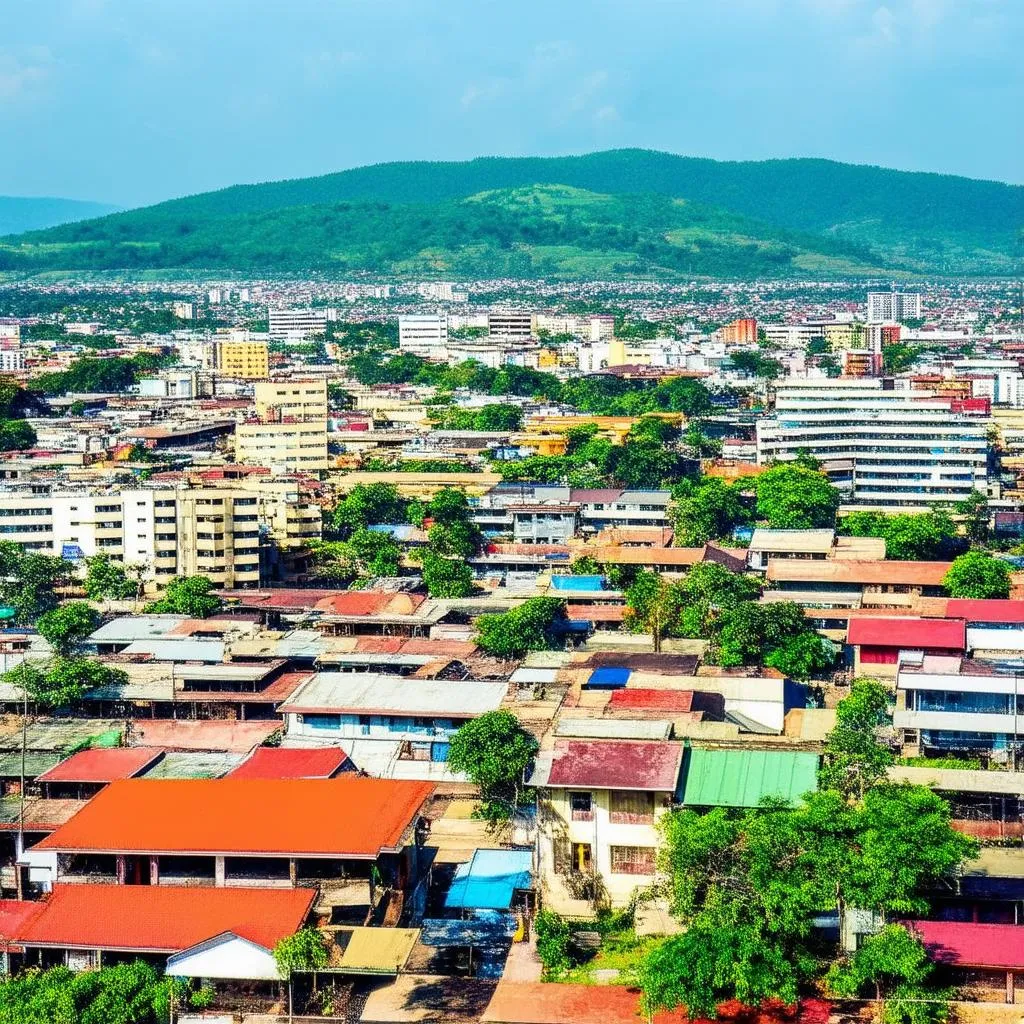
xmin=767 ymin=558 xmax=951 ymax=587
xmin=679 ymin=748 xmax=819 ymax=808
xmin=749 ymin=528 xmax=835 ymax=554
xmin=847 ymin=616 xmax=966 ymax=650
xmin=35 ymin=747 xmax=163 ymax=784
xmin=227 ymin=746 xmax=349 ymax=780
xmin=539 ymin=739 xmax=684 ymax=792
xmin=907 ymin=919 xmax=1024 ymax=971
xmin=36 ymin=777 xmax=434 ymax=857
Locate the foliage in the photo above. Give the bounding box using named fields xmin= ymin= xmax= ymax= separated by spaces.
xmin=955 ymin=489 xmax=990 ymax=544
xmin=840 ymin=509 xmax=966 ymax=561
xmin=348 ymin=528 xmax=402 ymax=577
xmin=427 ymin=520 xmax=481 ymax=559
xmin=755 ymin=463 xmax=840 ymax=529
xmin=84 ymin=554 xmax=139 ymax=601
xmin=819 ymin=678 xmax=895 ymax=798
xmin=421 ymin=551 xmax=474 ymax=597
xmin=671 ymin=477 xmax=751 ymax=546
xmin=475 ymin=596 xmax=567 ymax=659
xmin=446 ymin=709 xmax=538 ymax=819
xmin=827 ymin=925 xmax=933 ymax=1001
xmin=0 ymin=418 xmax=36 ymax=450
xmin=33 ymin=354 xmax=171 ymax=396
xmin=145 ymin=575 xmax=222 ymax=617
xmin=36 ymin=602 xmax=100 ymax=654
xmin=883 ymin=342 xmax=924 ymax=374
xmin=730 ymin=350 xmax=783 ymax=379
xmin=273 ymin=927 xmax=329 ymax=979
xmin=763 ymin=631 xmax=837 ymax=679
xmin=627 ymin=416 xmax=680 ymax=445
xmin=943 ymin=550 xmax=1011 ymax=599
xmin=331 ymin=483 xmax=407 ymax=538
xmin=0 ymin=960 xmax=175 ymax=1024
xmin=0 ymin=543 xmax=75 ymax=624
xmin=713 ymin=600 xmax=832 ymax=678
xmin=534 ymin=910 xmax=575 ymax=979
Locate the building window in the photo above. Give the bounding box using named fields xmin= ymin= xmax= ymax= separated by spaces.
xmin=610 ymin=845 xmax=656 ymax=875
xmin=609 ymin=790 xmax=654 ymax=825
xmin=569 ymin=792 xmax=593 ymax=822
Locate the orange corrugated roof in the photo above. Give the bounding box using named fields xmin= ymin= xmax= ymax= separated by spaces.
xmin=17 ymin=884 xmax=313 ymax=952
xmin=37 ymin=777 xmax=433 ymax=857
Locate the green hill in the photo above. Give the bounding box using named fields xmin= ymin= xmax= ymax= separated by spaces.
xmin=0 ymin=196 xmax=119 ymax=236
xmin=2 ymin=150 xmax=1021 ymax=277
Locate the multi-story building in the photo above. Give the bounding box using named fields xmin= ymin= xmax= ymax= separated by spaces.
xmin=487 ymin=311 xmax=533 ymax=339
xmin=0 ymin=350 xmax=25 ymax=373
xmin=172 ymin=301 xmax=196 ymax=320
xmin=953 ymin=358 xmax=1024 ymax=407
xmin=757 ymin=378 xmax=990 ymax=507
xmin=720 ymin=318 xmax=758 ymax=344
xmin=214 ymin=340 xmax=270 ymax=380
xmin=867 ymin=290 xmax=922 ymax=323
xmin=398 ymin=315 xmax=448 ymax=359
xmin=267 ymin=307 xmax=337 ymax=341
xmin=235 ymin=420 xmax=330 ymax=473
xmin=254 ymin=379 xmax=328 ymax=421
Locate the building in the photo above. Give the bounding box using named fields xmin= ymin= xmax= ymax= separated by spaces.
xmin=848 ymin=617 xmax=966 ymax=678
xmin=235 ymin=419 xmax=330 ymax=473
xmin=867 ymin=290 xmax=921 ymax=323
xmin=398 ymin=315 xmax=448 ymax=359
xmin=254 ymin=378 xmax=329 ymax=421
xmin=214 ymin=339 xmax=270 ymax=380
xmin=172 ymin=301 xmax=196 ymax=320
xmin=720 ymin=318 xmax=758 ymax=344
xmin=757 ymin=378 xmax=990 ymax=508
xmin=487 ymin=312 xmax=533 ymax=339
xmin=0 ymin=350 xmax=25 ymax=373
xmin=267 ymin=307 xmax=337 ymax=341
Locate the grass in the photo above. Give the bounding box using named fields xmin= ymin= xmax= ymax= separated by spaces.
xmin=559 ymin=928 xmax=660 ymax=986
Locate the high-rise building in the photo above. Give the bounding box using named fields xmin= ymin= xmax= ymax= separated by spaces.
xmin=172 ymin=301 xmax=196 ymax=320
xmin=720 ymin=318 xmax=758 ymax=344
xmin=757 ymin=378 xmax=989 ymax=507
xmin=398 ymin=315 xmax=448 ymax=359
xmin=235 ymin=420 xmax=329 ymax=473
xmin=268 ymin=307 xmax=338 ymax=340
xmin=867 ymin=291 xmax=922 ymax=323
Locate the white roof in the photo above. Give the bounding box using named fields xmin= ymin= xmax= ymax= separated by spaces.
xmin=748 ymin=528 xmax=835 ymax=554
xmin=554 ymin=718 xmax=672 ymax=741
xmin=281 ymin=673 xmax=508 ymax=717
xmin=90 ymin=616 xmax=189 ymax=643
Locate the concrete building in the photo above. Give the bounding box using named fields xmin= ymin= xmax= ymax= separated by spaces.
xmin=172 ymin=301 xmax=196 ymax=320
xmin=267 ymin=307 xmax=337 ymax=341
xmin=868 ymin=290 xmax=921 ymax=323
xmin=254 ymin=379 xmax=328 ymax=421
xmin=214 ymin=340 xmax=270 ymax=380
xmin=757 ymin=378 xmax=990 ymax=507
xmin=235 ymin=419 xmax=330 ymax=473
xmin=487 ymin=312 xmax=533 ymax=339
xmin=398 ymin=315 xmax=448 ymax=359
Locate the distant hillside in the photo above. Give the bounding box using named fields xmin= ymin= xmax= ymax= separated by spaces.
xmin=2 ymin=150 xmax=1021 ymax=277
xmin=0 ymin=196 xmax=120 ymax=236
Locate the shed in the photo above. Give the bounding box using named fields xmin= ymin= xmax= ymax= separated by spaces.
xmin=445 ymin=849 xmax=534 ymax=911
xmin=336 ymin=926 xmax=419 ymax=974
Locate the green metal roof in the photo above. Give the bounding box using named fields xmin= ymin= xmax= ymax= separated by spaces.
xmin=679 ymin=747 xmax=819 ymax=808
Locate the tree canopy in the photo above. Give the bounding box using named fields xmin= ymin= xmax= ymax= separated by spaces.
xmin=755 ymin=463 xmax=840 ymax=529
xmin=475 ymin=596 xmax=567 ymax=659
xmin=36 ymin=602 xmax=100 ymax=655
xmin=943 ymin=551 xmax=1011 ymax=599
xmin=840 ymin=510 xmax=966 ymax=561
xmin=145 ymin=576 xmax=222 ymax=618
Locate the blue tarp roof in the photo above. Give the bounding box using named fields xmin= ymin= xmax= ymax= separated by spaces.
xmin=585 ymin=666 xmax=631 ymax=689
xmin=551 ymin=575 xmax=605 ymax=591
xmin=420 ymin=915 xmax=517 ymax=946
xmin=444 ymin=849 xmax=533 ymax=911
xmin=368 ymin=524 xmax=419 ymax=541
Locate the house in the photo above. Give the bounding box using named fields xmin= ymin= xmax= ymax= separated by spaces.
xmin=27 ymin=777 xmax=434 ymax=916
xmin=226 ymin=746 xmax=349 ymax=779
xmin=767 ymin=559 xmax=951 ymax=608
xmin=747 ymin=528 xmax=886 ymax=571
xmin=34 ymin=748 xmax=164 ymax=800
xmin=678 ymin=747 xmax=819 ymax=808
xmin=531 ymin=739 xmax=684 ymax=909
xmin=946 ymin=599 xmax=1024 ymax=658
xmin=279 ymin=673 xmax=508 ymax=778
xmin=847 ymin=617 xmax=966 ymax=678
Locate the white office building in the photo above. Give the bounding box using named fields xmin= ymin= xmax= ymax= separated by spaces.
xmin=757 ymin=378 xmax=989 ymax=507
xmin=867 ymin=291 xmax=922 ymax=323
xmin=953 ymin=358 xmax=1024 ymax=407
xmin=267 ymin=307 xmax=338 ymax=341
xmin=398 ymin=315 xmax=448 ymax=359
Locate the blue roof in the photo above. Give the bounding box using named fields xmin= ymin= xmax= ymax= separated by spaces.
xmin=551 ymin=575 xmax=605 ymax=591
xmin=585 ymin=666 xmax=631 ymax=689
xmin=420 ymin=915 xmax=517 ymax=946
xmin=368 ymin=524 xmax=419 ymax=541
xmin=444 ymin=849 xmax=533 ymax=911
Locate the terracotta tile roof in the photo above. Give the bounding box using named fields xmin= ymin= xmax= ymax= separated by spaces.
xmin=546 ymin=739 xmax=684 ymax=792
xmin=847 ymin=616 xmax=966 ymax=650
xmin=227 ymin=747 xmax=349 ymax=780
xmin=36 ymin=777 xmax=433 ymax=857
xmin=35 ymin=748 xmax=163 ymax=784
xmin=16 ymin=883 xmax=314 ymax=953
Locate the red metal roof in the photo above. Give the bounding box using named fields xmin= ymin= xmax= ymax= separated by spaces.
xmin=546 ymin=739 xmax=684 ymax=792
xmin=227 ymin=747 xmax=348 ymax=780
xmin=907 ymin=920 xmax=1024 ymax=971
xmin=36 ymin=777 xmax=434 ymax=858
xmin=609 ymin=688 xmax=695 ymax=713
xmin=0 ymin=899 xmax=44 ymax=950
xmin=945 ymin=599 xmax=1024 ymax=624
xmin=35 ymin=747 xmax=163 ymax=784
xmin=847 ymin=616 xmax=966 ymax=651
xmin=129 ymin=719 xmax=281 ymax=753
xmin=16 ymin=884 xmax=314 ymax=953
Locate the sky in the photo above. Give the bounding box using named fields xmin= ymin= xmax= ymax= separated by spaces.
xmin=1 ymin=0 xmax=1021 ymax=208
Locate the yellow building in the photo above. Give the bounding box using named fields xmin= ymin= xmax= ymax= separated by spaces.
xmin=215 ymin=340 xmax=270 ymax=380
xmin=254 ymin=378 xmax=329 ymax=421
xmin=235 ymin=420 xmax=330 ymax=473
xmin=330 ymin=471 xmax=501 ymax=499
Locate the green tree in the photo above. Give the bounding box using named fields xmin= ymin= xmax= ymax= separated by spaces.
xmin=273 ymin=927 xmax=330 ymax=1013
xmin=0 ymin=545 xmax=75 ymax=624
xmin=4 ymin=657 xmax=128 ymax=710
xmin=755 ymin=463 xmax=840 ymax=529
xmin=827 ymin=924 xmax=934 ymax=1004
xmin=348 ymin=528 xmax=402 ymax=577
xmin=819 ymin=678 xmax=895 ymax=798
xmin=955 ymin=489 xmax=990 ymax=544
xmin=36 ymin=602 xmax=100 ymax=655
xmin=331 ymin=483 xmax=407 ymax=538
xmin=627 ymin=416 xmax=680 ymax=445
xmin=428 ymin=519 xmax=481 ymax=558
xmin=427 ymin=487 xmax=473 ymax=524
xmin=475 ymin=596 xmax=567 ymax=659
xmin=883 ymin=342 xmax=923 ymax=375
xmin=671 ymin=478 xmax=749 ymax=546
xmin=473 ymin=403 xmax=523 ymax=431
xmin=446 ymin=709 xmax=538 ymax=819
xmin=943 ymin=550 xmax=1011 ymax=599
xmin=145 ymin=575 xmax=222 ymax=617
xmin=624 ymin=570 xmax=685 ymax=651
xmin=84 ymin=554 xmax=139 ymax=601
xmin=610 ymin=439 xmax=686 ymax=488
xmin=421 ymin=551 xmax=474 ymax=597
xmin=840 ymin=510 xmax=964 ymax=561
xmin=764 ymin=630 xmax=836 ymax=680
xmin=0 ymin=419 xmax=36 ymax=451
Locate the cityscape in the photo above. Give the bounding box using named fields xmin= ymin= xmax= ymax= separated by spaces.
xmin=2 ymin=2 xmax=1024 ymax=1024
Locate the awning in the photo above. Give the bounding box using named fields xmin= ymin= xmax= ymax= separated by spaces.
xmin=445 ymin=849 xmax=533 ymax=911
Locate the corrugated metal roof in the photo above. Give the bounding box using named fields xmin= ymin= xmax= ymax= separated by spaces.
xmin=139 ymin=752 xmax=243 ymax=779
xmin=545 ymin=739 xmax=683 ymax=791
xmin=680 ymin=748 xmax=819 ymax=808
xmin=281 ymin=673 xmax=507 ymax=717
xmin=90 ymin=616 xmax=188 ymax=643
xmin=445 ymin=849 xmax=533 ymax=910
xmin=609 ymin=688 xmax=694 ymax=713
xmin=585 ymin=667 xmax=631 ymax=689
xmin=554 ymin=718 xmax=672 ymax=741
xmin=907 ymin=920 xmax=1024 ymax=970
xmin=945 ymin=599 xmax=1024 ymax=624
xmin=749 ymin=528 xmax=835 ymax=554
xmin=120 ymin=639 xmax=226 ymax=663
xmin=337 ymin=926 xmax=419 ymax=974
xmin=847 ymin=616 xmax=966 ymax=650
xmin=36 ymin=747 xmax=163 ymax=784
xmin=767 ymin=559 xmax=951 ymax=586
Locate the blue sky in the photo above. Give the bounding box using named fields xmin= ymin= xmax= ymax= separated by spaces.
xmin=1 ymin=0 xmax=1021 ymax=207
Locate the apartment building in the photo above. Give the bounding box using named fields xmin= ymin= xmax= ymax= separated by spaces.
xmin=254 ymin=379 xmax=328 ymax=421
xmin=214 ymin=339 xmax=270 ymax=380
xmin=267 ymin=307 xmax=337 ymax=341
xmin=235 ymin=420 xmax=329 ymax=473
xmin=487 ymin=311 xmax=533 ymax=339
xmin=720 ymin=318 xmax=757 ymax=344
xmin=867 ymin=290 xmax=921 ymax=323
xmin=398 ymin=315 xmax=448 ymax=359
xmin=757 ymin=378 xmax=990 ymax=507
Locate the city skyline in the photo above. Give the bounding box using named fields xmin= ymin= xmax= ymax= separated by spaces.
xmin=1 ymin=0 xmax=1022 ymax=207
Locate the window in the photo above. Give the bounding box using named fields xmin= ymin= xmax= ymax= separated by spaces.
xmin=610 ymin=846 xmax=656 ymax=875
xmin=609 ymin=790 xmax=654 ymax=825
xmin=570 ymin=792 xmax=593 ymax=822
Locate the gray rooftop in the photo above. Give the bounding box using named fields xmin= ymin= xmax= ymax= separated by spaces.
xmin=90 ymin=616 xmax=189 ymax=644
